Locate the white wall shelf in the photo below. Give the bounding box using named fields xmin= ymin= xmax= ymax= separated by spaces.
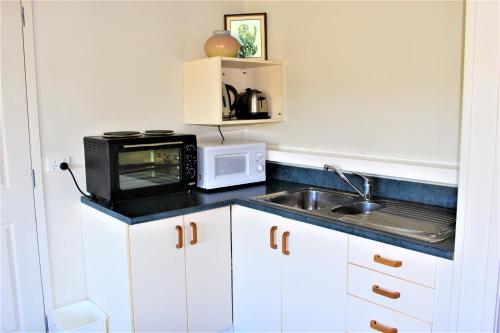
xmin=183 ymin=57 xmax=284 ymax=126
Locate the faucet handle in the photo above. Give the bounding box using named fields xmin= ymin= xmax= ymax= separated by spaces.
xmin=350 ymin=171 xmax=372 ymax=200
xmin=351 ymin=171 xmax=372 ymax=183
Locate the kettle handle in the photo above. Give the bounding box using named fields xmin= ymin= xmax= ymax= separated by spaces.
xmin=225 ymin=84 xmax=239 ymax=111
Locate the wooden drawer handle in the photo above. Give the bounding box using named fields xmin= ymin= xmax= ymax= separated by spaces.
xmin=282 ymin=231 xmax=290 ymax=255
xmin=175 ymin=225 xmax=183 ymax=249
xmin=373 ymin=254 xmax=402 ymax=267
xmin=370 ymin=320 xmax=398 ymax=333
xmin=270 ymin=226 xmax=278 ymax=249
xmin=372 ymin=285 xmax=400 ymax=299
xmin=190 ymin=222 xmax=197 ymax=245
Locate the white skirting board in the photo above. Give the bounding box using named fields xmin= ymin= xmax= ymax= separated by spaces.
xmin=266 ymin=146 xmax=458 ymax=186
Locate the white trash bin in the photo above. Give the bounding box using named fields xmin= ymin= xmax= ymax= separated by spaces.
xmin=48 ymin=299 xmax=107 ymax=332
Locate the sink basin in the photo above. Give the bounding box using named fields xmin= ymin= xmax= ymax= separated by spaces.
xmin=252 ymin=187 xmax=456 ymax=243
xmin=260 ymin=188 xmax=354 ymax=211
xmin=331 ymin=201 xmax=383 ymax=215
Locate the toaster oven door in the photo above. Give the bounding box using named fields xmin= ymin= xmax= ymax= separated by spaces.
xmin=117 ymin=142 xmax=183 ymax=191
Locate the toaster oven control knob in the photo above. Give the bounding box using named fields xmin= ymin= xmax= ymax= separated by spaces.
xmin=187 ymin=168 xmax=196 ymax=178
xmin=257 ymin=164 xmax=264 ymax=172
xmin=186 ymin=145 xmax=196 ymax=152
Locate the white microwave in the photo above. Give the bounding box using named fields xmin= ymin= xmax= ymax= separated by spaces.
xmin=197 ymin=141 xmax=266 ymax=189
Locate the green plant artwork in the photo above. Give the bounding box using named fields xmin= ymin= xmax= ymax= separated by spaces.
xmin=238 ymin=24 xmax=258 ymax=58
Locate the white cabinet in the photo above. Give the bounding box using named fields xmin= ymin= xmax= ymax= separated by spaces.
xmin=347 ymin=235 xmax=454 ymax=332
xmin=82 ymin=205 xmax=134 ymax=332
xmin=232 ymin=207 xmax=453 ymax=333
xmin=83 ymin=202 xmax=454 ymax=333
xmin=183 ymin=57 xmax=284 ymax=125
xmin=129 ymin=216 xmax=187 ymax=332
xmin=282 ymin=217 xmax=347 ymax=332
xmin=232 ymin=207 xmax=282 ymax=332
xmin=184 ymin=209 xmax=232 ymax=332
xmin=82 ymin=205 xmax=232 ymax=333
xmin=232 ymin=205 xmax=348 ymax=333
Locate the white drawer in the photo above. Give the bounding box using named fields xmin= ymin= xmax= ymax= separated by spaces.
xmin=348 ymin=264 xmax=435 ymax=322
xmin=348 ymin=235 xmax=437 ymax=288
xmin=346 ymin=295 xmax=432 ymax=332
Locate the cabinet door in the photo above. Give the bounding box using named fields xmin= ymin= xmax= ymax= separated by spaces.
xmin=282 ymin=218 xmax=348 ymax=332
xmin=184 ymin=207 xmax=232 ymax=332
xmin=232 ymin=206 xmax=282 ymax=333
xmin=129 ymin=216 xmax=187 ymax=332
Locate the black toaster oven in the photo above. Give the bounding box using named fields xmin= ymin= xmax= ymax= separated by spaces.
xmin=84 ymin=134 xmax=197 ymax=203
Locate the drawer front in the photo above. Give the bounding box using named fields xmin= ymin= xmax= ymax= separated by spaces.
xmin=348 ymin=235 xmax=437 ymax=287
xmin=348 ymin=264 xmax=434 ymax=322
xmin=346 ymin=295 xmax=432 ymax=333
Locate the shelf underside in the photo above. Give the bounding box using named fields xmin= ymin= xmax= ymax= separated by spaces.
xmin=186 ymin=118 xmax=283 ymax=126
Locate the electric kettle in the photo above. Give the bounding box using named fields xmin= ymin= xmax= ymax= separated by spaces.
xmin=221 ymin=83 xmax=238 ymax=120
xmin=235 ymin=88 xmax=269 ymax=119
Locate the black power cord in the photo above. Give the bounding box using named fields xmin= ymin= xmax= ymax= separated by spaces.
xmin=60 ymin=162 xmax=93 ymax=198
xmin=217 ymin=125 xmax=225 ymax=142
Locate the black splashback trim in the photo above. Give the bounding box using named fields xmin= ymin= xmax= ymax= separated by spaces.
xmin=266 ymin=162 xmax=458 ymax=209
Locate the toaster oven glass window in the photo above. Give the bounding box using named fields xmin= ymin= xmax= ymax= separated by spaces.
xmin=215 ymin=153 xmax=247 ymax=177
xmin=118 ymin=147 xmax=181 ymax=190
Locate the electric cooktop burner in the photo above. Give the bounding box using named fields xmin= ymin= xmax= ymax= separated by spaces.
xmin=102 ymin=131 xmax=141 ymax=138
xmin=143 ymin=130 xmax=175 ymax=136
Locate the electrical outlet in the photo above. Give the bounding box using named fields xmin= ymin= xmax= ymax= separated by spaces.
xmin=47 ymin=157 xmax=71 ymax=173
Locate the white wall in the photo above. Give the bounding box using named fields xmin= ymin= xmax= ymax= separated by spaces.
xmin=32 ymin=1 xmax=244 ymax=308
xmin=244 ymin=1 xmax=463 ymax=167
xmin=31 ymin=0 xmax=464 ymax=309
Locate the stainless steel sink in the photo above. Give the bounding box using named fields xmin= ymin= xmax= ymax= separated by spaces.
xmin=253 ymin=187 xmax=455 ymax=243
xmin=331 ymin=201 xmax=383 ymax=215
xmin=260 ymin=188 xmax=354 ymax=211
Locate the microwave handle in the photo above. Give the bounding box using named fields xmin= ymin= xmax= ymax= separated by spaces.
xmin=122 ymin=141 xmax=183 ymax=149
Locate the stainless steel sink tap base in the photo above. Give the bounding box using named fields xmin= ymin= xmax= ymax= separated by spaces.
xmin=324 ymin=164 xmax=372 ymax=200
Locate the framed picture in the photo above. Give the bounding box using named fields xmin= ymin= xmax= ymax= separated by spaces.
xmin=224 ymin=13 xmax=267 ymax=60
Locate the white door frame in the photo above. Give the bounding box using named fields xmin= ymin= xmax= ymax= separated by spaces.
xmin=448 ymin=0 xmax=500 ymax=331
xmin=19 ymin=0 xmax=53 ymax=315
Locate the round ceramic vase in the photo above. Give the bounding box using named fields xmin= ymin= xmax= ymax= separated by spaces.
xmin=204 ymin=30 xmax=240 ymax=58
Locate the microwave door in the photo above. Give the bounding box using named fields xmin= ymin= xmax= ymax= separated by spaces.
xmin=117 ymin=142 xmax=183 ymax=191
xmin=213 ymin=153 xmax=249 ymax=182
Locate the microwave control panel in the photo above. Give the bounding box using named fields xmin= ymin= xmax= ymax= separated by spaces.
xmin=255 ymin=152 xmax=265 ymax=173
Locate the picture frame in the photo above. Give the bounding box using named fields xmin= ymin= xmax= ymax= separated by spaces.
xmin=224 ymin=13 xmax=267 ymax=60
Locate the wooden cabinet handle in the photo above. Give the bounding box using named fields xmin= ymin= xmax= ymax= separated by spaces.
xmin=370 ymin=320 xmax=398 ymax=333
xmin=282 ymin=231 xmax=290 ymax=255
xmin=372 ymin=285 xmax=400 ymax=299
xmin=175 ymin=225 xmax=183 ymax=249
xmin=374 ymin=254 xmax=402 ymax=267
xmin=270 ymin=226 xmax=278 ymax=249
xmin=190 ymin=222 xmax=198 ymax=245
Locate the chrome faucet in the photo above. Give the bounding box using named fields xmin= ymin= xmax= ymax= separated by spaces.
xmin=324 ymin=164 xmax=372 ymax=200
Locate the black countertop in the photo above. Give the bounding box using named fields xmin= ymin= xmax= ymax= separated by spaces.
xmin=81 ymin=180 xmax=455 ymax=260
